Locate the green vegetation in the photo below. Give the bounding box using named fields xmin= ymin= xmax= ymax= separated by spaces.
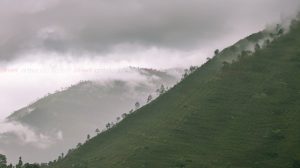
xmin=3 ymin=20 xmax=299 ymax=168
xmin=46 ymin=20 xmax=300 ymax=168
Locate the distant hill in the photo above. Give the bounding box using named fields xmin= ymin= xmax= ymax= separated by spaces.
xmin=49 ymin=20 xmax=300 ymax=168
xmin=0 ymin=67 xmax=180 ymax=163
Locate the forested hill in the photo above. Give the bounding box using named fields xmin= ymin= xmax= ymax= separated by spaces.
xmin=50 ymin=20 xmax=300 ymax=168
xmin=2 ymin=67 xmax=179 ymax=163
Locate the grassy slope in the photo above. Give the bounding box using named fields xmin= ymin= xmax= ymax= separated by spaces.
xmin=52 ymin=22 xmax=300 ymax=168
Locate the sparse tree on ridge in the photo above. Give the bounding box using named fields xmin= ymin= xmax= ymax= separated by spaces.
xmin=255 ymin=43 xmax=261 ymax=52
xmin=147 ymin=95 xmax=153 ymax=103
xmin=121 ymin=113 xmax=128 ymax=119
xmin=106 ymin=123 xmax=111 ymax=130
xmin=158 ymin=85 xmax=166 ymax=95
xmin=116 ymin=117 xmax=121 ymax=122
xmin=135 ymin=102 xmax=140 ymax=110
xmin=67 ymin=149 xmax=74 ymax=156
xmin=214 ymin=49 xmax=220 ymax=55
xmin=95 ymin=128 xmax=100 ymax=135
xmin=264 ymin=39 xmax=271 ymax=47
xmin=16 ymin=157 xmax=23 ymax=168
xmin=189 ymin=66 xmax=197 ymax=73
xmin=87 ymin=134 xmax=90 ymax=141
xmin=182 ymin=69 xmax=189 ymax=78
xmin=278 ymin=28 xmax=284 ymax=35
xmin=23 ymin=163 xmax=40 ymax=168
xmin=77 ymin=143 xmax=82 ymax=148
xmin=0 ymin=154 xmax=7 ymax=168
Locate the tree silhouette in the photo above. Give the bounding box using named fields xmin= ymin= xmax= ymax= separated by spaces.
xmin=16 ymin=157 xmax=23 ymax=168
xmin=77 ymin=143 xmax=82 ymax=148
xmin=214 ymin=49 xmax=220 ymax=55
xmin=147 ymin=95 xmax=153 ymax=103
xmin=95 ymin=128 xmax=100 ymax=135
xmin=0 ymin=154 xmax=7 ymax=168
xmin=255 ymin=43 xmax=261 ymax=52
xmin=121 ymin=113 xmax=128 ymax=119
xmin=157 ymin=85 xmax=166 ymax=95
xmin=182 ymin=69 xmax=189 ymax=79
xmin=189 ymin=66 xmax=197 ymax=72
xmin=23 ymin=163 xmax=40 ymax=168
xmin=106 ymin=123 xmax=111 ymax=130
xmin=135 ymin=102 xmax=140 ymax=110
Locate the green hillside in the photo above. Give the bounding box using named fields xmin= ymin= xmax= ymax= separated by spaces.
xmin=2 ymin=67 xmax=178 ymax=163
xmin=51 ymin=20 xmax=300 ymax=168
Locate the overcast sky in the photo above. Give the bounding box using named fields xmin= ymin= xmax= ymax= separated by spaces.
xmin=0 ymin=0 xmax=300 ymax=119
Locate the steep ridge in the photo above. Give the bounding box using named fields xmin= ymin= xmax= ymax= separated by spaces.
xmin=1 ymin=68 xmax=179 ymax=163
xmin=51 ymin=21 xmax=300 ymax=168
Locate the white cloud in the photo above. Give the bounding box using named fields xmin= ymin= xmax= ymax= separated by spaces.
xmin=0 ymin=120 xmax=62 ymax=149
xmin=56 ymin=130 xmax=63 ymax=140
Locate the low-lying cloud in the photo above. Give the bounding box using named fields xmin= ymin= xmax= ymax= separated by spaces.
xmin=0 ymin=56 xmax=183 ymax=120
xmin=0 ymin=121 xmax=63 ymax=149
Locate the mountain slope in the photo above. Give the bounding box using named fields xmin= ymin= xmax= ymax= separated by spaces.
xmin=0 ymin=68 xmax=179 ymax=163
xmin=50 ymin=21 xmax=300 ymax=168
xmin=52 ymin=20 xmax=300 ymax=168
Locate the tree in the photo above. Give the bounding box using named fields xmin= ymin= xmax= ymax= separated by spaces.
xmin=16 ymin=157 xmax=23 ymax=168
xmin=214 ymin=49 xmax=220 ymax=55
xmin=48 ymin=161 xmax=54 ymax=167
xmin=121 ymin=113 xmax=128 ymax=119
xmin=255 ymin=43 xmax=261 ymax=52
xmin=67 ymin=149 xmax=74 ymax=156
xmin=87 ymin=134 xmax=90 ymax=141
xmin=76 ymin=143 xmax=82 ymax=148
xmin=278 ymin=28 xmax=284 ymax=35
xmin=0 ymin=154 xmax=7 ymax=168
xmin=264 ymin=39 xmax=270 ymax=47
xmin=116 ymin=117 xmax=121 ymax=122
xmin=135 ymin=102 xmax=140 ymax=110
xmin=189 ymin=66 xmax=197 ymax=72
xmin=95 ymin=128 xmax=100 ymax=135
xmin=275 ymin=24 xmax=284 ymax=35
xmin=106 ymin=123 xmax=111 ymax=130
xmin=147 ymin=95 xmax=153 ymax=103
xmin=182 ymin=69 xmax=189 ymax=79
xmin=159 ymin=85 xmax=166 ymax=95
xmin=23 ymin=163 xmax=40 ymax=168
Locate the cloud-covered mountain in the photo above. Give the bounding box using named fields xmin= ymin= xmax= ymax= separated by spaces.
xmin=0 ymin=67 xmax=180 ymax=164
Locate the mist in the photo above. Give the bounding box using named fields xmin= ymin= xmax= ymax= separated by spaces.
xmin=0 ymin=0 xmax=300 ymax=163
